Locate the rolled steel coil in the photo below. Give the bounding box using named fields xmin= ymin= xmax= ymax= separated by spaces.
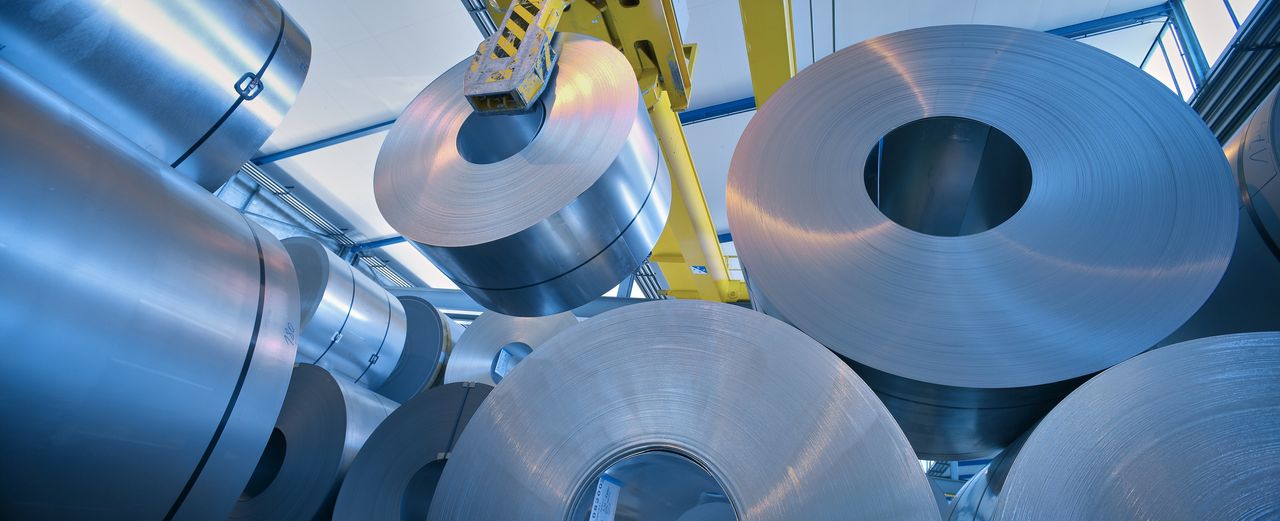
xmin=442 ymin=310 xmax=578 ymax=386
xmin=374 ymin=34 xmax=670 ymax=317
xmin=727 ymin=25 xmax=1237 ymax=460
xmin=0 ymin=0 xmax=311 ymax=191
xmin=332 ymin=382 xmax=492 ymax=521
xmin=231 ymin=364 xmax=397 ymax=521
xmin=284 ymin=236 xmax=408 ymax=393
xmin=372 ymin=295 xmax=465 ymax=402
xmin=1161 ymin=85 xmax=1280 ymax=345
xmin=429 ymin=300 xmax=939 ymax=520
xmin=0 ymin=61 xmax=299 ymax=520
xmin=945 ymin=431 xmax=1029 ymax=521
xmin=993 ymin=332 xmax=1280 ymax=520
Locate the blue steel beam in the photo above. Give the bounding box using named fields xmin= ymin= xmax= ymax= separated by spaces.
xmin=1167 ymin=0 xmax=1212 ymax=87
xmin=252 ymin=118 xmax=397 ymax=165
xmin=348 ymin=235 xmax=407 ymax=253
xmin=1048 ymin=3 xmax=1171 ymax=39
xmin=679 ymin=97 xmax=755 ymax=125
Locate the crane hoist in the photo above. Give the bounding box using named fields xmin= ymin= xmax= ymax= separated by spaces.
xmin=463 ymin=0 xmax=749 ymax=303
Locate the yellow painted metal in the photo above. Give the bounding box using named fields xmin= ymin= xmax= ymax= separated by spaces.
xmin=465 ymin=0 xmax=565 ymax=113
xmin=485 ymin=0 xmax=745 ymax=302
xmin=738 ymin=0 xmax=796 ymax=107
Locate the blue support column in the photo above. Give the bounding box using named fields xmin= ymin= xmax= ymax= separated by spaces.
xmin=348 ymin=235 xmax=407 ymax=253
xmin=1047 ymin=4 xmax=1171 ymax=39
xmin=251 ymin=119 xmax=397 ymax=165
xmin=1168 ymin=0 xmax=1212 ymax=88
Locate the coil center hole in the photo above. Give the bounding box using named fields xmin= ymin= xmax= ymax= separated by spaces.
xmin=400 ymin=458 xmax=448 ymax=521
xmin=490 ymin=341 xmax=533 ymax=384
xmin=456 ymin=100 xmax=547 ymax=165
xmin=240 ymin=427 xmax=287 ymax=501
xmin=569 ymin=450 xmax=737 ymax=521
xmin=864 ymin=116 xmax=1031 ymax=236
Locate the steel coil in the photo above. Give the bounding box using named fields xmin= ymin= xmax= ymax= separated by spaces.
xmin=284 ymin=236 xmax=408 ymax=393
xmin=993 ymin=332 xmax=1280 ymax=520
xmin=374 ymin=34 xmax=670 ymax=317
xmin=0 ymin=0 xmax=311 ymax=191
xmin=727 ymin=25 xmax=1237 ymax=460
xmin=373 ymin=296 xmax=465 ymax=402
xmin=429 ymin=300 xmax=939 ymax=520
xmin=230 ymin=364 xmax=396 ymax=521
xmin=332 ymin=382 xmax=492 ymax=521
xmin=945 ymin=431 xmax=1029 ymax=521
xmin=442 ymin=310 xmax=578 ymax=386
xmin=0 ymin=61 xmax=299 ymax=519
xmin=1162 ymin=86 xmax=1280 ymax=344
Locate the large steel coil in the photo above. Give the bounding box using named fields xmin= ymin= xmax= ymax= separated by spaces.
xmin=993 ymin=332 xmax=1280 ymax=520
xmin=374 ymin=34 xmax=670 ymax=317
xmin=727 ymin=25 xmax=1238 ymax=460
xmin=1162 ymin=85 xmax=1280 ymax=344
xmin=429 ymin=300 xmax=939 ymax=520
xmin=373 ymin=296 xmax=465 ymax=402
xmin=442 ymin=311 xmax=578 ymax=386
xmin=0 ymin=62 xmax=299 ymax=519
xmin=332 ymin=382 xmax=492 ymax=521
xmin=284 ymin=236 xmax=408 ymax=393
xmin=231 ymin=364 xmax=397 ymax=521
xmin=945 ymin=431 xmax=1029 ymax=521
xmin=0 ymin=0 xmax=311 ymax=191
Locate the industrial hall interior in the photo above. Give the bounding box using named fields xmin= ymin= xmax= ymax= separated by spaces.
xmin=2 ymin=0 xmax=1279 ymax=519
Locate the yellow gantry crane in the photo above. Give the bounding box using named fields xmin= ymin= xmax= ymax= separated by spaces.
xmin=470 ymin=0 xmax=795 ymax=303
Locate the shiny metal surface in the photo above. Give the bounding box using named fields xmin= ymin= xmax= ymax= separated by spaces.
xmin=429 ymin=300 xmax=939 ymax=520
xmin=332 ymin=382 xmax=492 ymax=521
xmin=1230 ymin=87 xmax=1280 ymax=254
xmin=994 ymin=332 xmax=1280 ymax=520
xmin=231 ymin=364 xmax=398 ymax=521
xmin=945 ymin=431 xmax=1029 ymax=521
xmin=727 ymin=25 xmax=1238 ymax=459
xmin=442 ymin=310 xmax=578 ymax=386
xmin=374 ymin=296 xmax=464 ymax=402
xmin=375 ymin=35 xmax=670 ymax=316
xmin=0 ymin=0 xmax=311 ymax=191
xmin=0 ymin=61 xmax=299 ymax=519
xmin=284 ymin=236 xmax=408 ymax=392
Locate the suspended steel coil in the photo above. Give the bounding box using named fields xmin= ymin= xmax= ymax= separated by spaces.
xmin=284 ymin=236 xmax=408 ymax=393
xmin=428 ymin=300 xmax=939 ymax=520
xmin=374 ymin=34 xmax=670 ymax=317
xmin=442 ymin=311 xmax=578 ymax=386
xmin=994 ymin=332 xmax=1280 ymax=520
xmin=332 ymin=382 xmax=492 ymax=521
xmin=0 ymin=61 xmax=299 ymax=520
xmin=0 ymin=0 xmax=311 ymax=190
xmin=373 ymin=296 xmax=466 ymax=402
xmin=231 ymin=364 xmax=397 ymax=521
xmin=728 ymin=25 xmax=1238 ymax=460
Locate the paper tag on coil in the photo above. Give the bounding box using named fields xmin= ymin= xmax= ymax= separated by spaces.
xmin=589 ymin=475 xmax=622 ymax=521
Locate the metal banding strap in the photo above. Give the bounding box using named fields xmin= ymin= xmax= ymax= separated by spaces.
xmin=170 ymin=7 xmax=286 ymax=169
xmin=311 ymin=261 xmax=359 ymax=364
xmin=353 ymin=289 xmax=396 ymax=384
xmin=163 ymin=216 xmax=270 ymax=520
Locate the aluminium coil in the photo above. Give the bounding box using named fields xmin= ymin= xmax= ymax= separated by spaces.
xmin=0 ymin=61 xmax=300 ymax=520
xmin=945 ymin=430 xmax=1030 ymax=521
xmin=428 ymin=300 xmax=940 ymax=520
xmin=374 ymin=295 xmax=466 ymax=402
xmin=332 ymin=382 xmax=492 ymax=521
xmin=374 ymin=34 xmax=670 ymax=317
xmin=727 ymin=25 xmax=1238 ymax=460
xmin=442 ymin=310 xmax=579 ymax=386
xmin=993 ymin=332 xmax=1280 ymax=520
xmin=0 ymin=0 xmax=311 ymax=191
xmin=231 ymin=364 xmax=398 ymax=521
xmin=284 ymin=236 xmax=408 ymax=394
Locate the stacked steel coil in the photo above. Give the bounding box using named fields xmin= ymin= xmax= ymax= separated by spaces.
xmin=994 ymin=333 xmax=1280 ymax=520
xmin=283 ymin=236 xmax=408 ymax=394
xmin=443 ymin=311 xmax=579 ymax=386
xmin=0 ymin=61 xmax=299 ymax=520
xmin=429 ymin=300 xmax=939 ymax=520
xmin=728 ymin=25 xmax=1238 ymax=460
xmin=374 ymin=35 xmax=670 ymax=317
xmin=332 ymin=382 xmax=493 ymax=521
xmin=376 ymin=296 xmax=466 ymax=402
xmin=0 ymin=0 xmax=311 ymax=190
xmin=945 ymin=431 xmax=1030 ymax=521
xmin=231 ymin=364 xmax=398 ymax=521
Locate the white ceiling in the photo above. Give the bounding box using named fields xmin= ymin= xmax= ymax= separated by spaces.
xmin=259 ymin=0 xmax=1171 ymax=285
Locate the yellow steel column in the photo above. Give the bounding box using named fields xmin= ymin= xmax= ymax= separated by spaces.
xmin=647 ymin=90 xmax=747 ymax=302
xmin=738 ymin=0 xmax=797 ymax=106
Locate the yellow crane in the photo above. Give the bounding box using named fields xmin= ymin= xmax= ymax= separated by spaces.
xmin=468 ymin=0 xmax=795 ymax=303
